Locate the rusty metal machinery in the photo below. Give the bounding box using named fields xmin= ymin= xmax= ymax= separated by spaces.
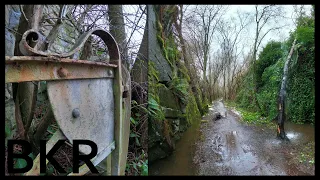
xmin=5 ymin=28 xmax=131 ymax=175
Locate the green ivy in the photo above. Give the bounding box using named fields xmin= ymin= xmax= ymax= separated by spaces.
xmin=286 ymin=13 xmax=315 ymax=124
xmin=255 ymin=41 xmax=283 ymax=89
xmin=236 ymin=13 xmax=314 ymax=125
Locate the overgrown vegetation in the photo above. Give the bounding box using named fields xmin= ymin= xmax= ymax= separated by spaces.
xmin=286 ymin=13 xmax=315 ymax=124
xmin=235 ymin=9 xmax=314 ymax=125
xmin=147 ymin=5 xmax=203 ymax=164
xmin=126 ymin=98 xmax=148 ymax=176
xmin=5 ymin=5 xmax=147 ymax=176
xmin=148 ymin=61 xmax=166 ymax=123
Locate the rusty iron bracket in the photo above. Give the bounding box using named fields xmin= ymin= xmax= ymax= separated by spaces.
xmin=5 ymin=56 xmax=117 ymax=83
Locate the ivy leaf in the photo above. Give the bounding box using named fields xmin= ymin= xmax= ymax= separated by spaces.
xmin=130 ymin=117 xmax=137 ymax=125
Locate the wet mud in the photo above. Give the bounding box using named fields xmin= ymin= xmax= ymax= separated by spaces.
xmin=150 ymin=100 xmax=315 ymax=176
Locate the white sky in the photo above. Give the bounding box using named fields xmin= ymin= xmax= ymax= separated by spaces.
xmin=182 ymin=5 xmax=312 ymax=71
xmin=217 ymin=5 xmax=313 ymax=56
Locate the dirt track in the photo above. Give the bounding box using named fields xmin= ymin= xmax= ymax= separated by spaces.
xmin=193 ymin=100 xmax=315 ymax=175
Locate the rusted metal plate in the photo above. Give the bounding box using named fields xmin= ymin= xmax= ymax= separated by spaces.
xmin=47 ymin=78 xmax=114 ymax=155
xmin=5 ymin=56 xmax=116 ymax=83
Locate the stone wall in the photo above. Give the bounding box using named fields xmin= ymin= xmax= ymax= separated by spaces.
xmin=148 ymin=5 xmax=201 ymax=163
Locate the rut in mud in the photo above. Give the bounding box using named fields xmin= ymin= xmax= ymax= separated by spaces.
xmin=193 ymin=100 xmax=315 ymax=175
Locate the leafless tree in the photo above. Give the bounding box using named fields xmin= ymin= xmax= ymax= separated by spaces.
xmin=216 ymin=10 xmax=250 ymax=100
xmin=185 ymin=5 xmax=226 ymax=83
xmin=182 ymin=5 xmax=227 ymax=104
xmin=250 ymin=5 xmax=286 ymax=110
xmin=6 ymin=4 xmax=147 ymax=175
xmin=173 ymin=5 xmax=206 ymax=114
xmin=252 ymin=5 xmax=285 ymax=63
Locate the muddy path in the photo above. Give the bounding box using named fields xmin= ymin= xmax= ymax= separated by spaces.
xmin=193 ymin=100 xmax=315 ymax=175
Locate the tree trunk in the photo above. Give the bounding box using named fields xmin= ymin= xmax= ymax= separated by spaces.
xmin=223 ymin=68 xmax=226 ymax=100
xmin=174 ymin=5 xmax=204 ymax=115
xmin=277 ymin=38 xmax=296 ymax=140
xmin=177 ymin=28 xmax=204 ymax=115
xmin=131 ymin=16 xmax=148 ymax=105
xmin=108 ymin=5 xmax=129 ymax=69
xmin=252 ymin=13 xmax=262 ymax=112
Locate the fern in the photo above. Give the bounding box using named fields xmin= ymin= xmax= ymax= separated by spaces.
xmin=148 ymin=95 xmax=165 ymax=121
xmin=169 ymin=77 xmax=189 ymax=104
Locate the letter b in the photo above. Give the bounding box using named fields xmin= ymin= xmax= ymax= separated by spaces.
xmin=7 ymin=140 xmax=33 ymax=173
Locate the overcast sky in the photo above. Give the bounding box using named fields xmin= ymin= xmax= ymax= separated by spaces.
xmin=221 ymin=5 xmax=313 ymax=54
xmin=181 ymin=4 xmax=312 ymax=68
xmin=122 ymin=5 xmax=312 ymax=68
xmin=123 ymin=5 xmax=146 ymax=66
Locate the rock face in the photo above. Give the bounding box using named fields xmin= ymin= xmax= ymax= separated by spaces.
xmin=148 ymin=5 xmax=201 ymax=163
xmin=148 ymin=5 xmax=172 ymax=83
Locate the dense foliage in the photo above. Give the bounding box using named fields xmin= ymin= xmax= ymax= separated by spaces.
xmin=287 ymin=13 xmax=315 ymax=124
xmin=236 ymin=11 xmax=314 ymax=124
xmin=255 ymin=41 xmax=283 ymax=90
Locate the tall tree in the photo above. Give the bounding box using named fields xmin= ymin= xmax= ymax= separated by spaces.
xmin=173 ymin=5 xmax=205 ymax=115
xmin=184 ymin=5 xmax=225 ymax=103
xmin=193 ymin=5 xmax=224 ymax=83
xmin=252 ymin=5 xmax=285 ymax=110
xmin=216 ymin=10 xmax=250 ymax=100
xmin=108 ymin=5 xmax=129 ymax=69
xmin=277 ymin=5 xmax=310 ymax=139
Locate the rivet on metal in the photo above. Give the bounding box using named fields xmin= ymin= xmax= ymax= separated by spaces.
xmin=72 ymin=108 xmax=80 ymax=118
xmin=57 ymin=67 xmax=68 ymax=78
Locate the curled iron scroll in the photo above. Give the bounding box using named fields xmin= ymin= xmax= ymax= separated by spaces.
xmin=19 ymin=28 xmax=120 ymax=61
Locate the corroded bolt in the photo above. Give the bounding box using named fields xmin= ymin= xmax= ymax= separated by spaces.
xmin=72 ymin=108 xmax=80 ymax=118
xmin=57 ymin=67 xmax=68 ymax=78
